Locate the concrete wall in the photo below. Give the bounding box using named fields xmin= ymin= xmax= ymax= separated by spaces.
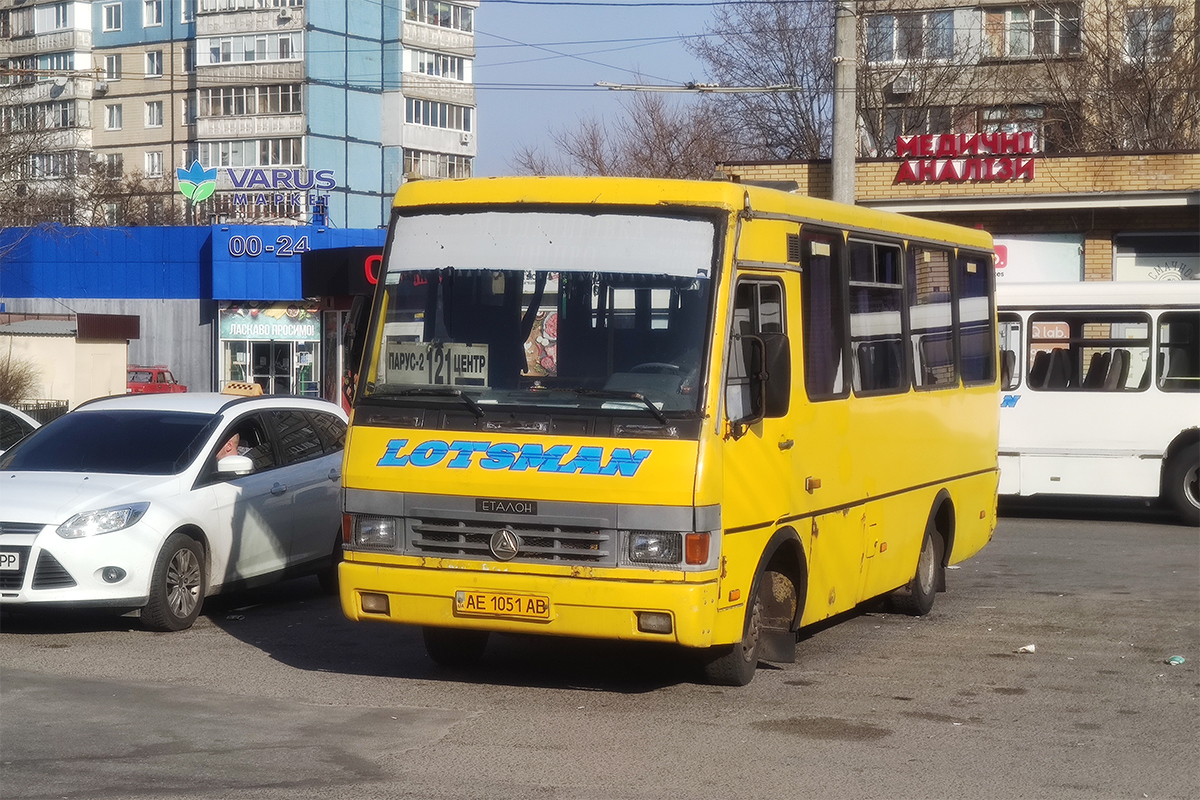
xmin=3 ymin=334 xmax=128 ymax=408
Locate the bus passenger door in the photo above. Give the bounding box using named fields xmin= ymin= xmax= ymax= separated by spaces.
xmin=719 ymin=275 xmax=795 ymax=611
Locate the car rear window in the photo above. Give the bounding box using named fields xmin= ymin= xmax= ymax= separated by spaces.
xmin=0 ymin=410 xmax=219 ymax=474
xmin=128 ymin=371 xmax=154 ymax=382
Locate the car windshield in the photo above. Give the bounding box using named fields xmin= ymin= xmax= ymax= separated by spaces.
xmin=0 ymin=410 xmax=219 ymax=474
xmin=362 ymin=209 xmax=717 ymax=419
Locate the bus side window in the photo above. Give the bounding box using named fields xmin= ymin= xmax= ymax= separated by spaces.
xmin=907 ymin=245 xmax=955 ymax=389
xmin=848 ymin=239 xmax=905 ymax=394
xmin=725 ymin=279 xmax=788 ymax=422
xmin=1158 ymin=311 xmax=1200 ymax=392
xmin=801 ymin=231 xmax=847 ymax=399
xmin=957 ymin=254 xmax=995 ymax=384
xmin=998 ymin=315 xmax=1021 ymax=390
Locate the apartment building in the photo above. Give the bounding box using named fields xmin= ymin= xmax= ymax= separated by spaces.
xmin=0 ymin=0 xmax=479 ymax=228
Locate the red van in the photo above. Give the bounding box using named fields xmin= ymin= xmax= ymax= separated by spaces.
xmin=127 ymin=366 xmax=188 ymax=394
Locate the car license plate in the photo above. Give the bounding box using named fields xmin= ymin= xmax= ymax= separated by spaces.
xmin=455 ymin=590 xmax=550 ymax=620
xmin=0 ymin=551 xmax=20 ymax=571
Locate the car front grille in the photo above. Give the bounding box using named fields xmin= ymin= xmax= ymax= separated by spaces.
xmin=32 ymin=551 xmax=76 ymax=589
xmin=0 ymin=522 xmax=46 ymax=536
xmin=410 ymin=519 xmax=614 ymax=566
xmin=0 ymin=545 xmax=32 ymax=591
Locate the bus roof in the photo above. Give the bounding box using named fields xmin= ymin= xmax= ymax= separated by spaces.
xmin=997 ymin=280 xmax=1200 ymax=309
xmin=391 ymin=176 xmax=994 ymax=253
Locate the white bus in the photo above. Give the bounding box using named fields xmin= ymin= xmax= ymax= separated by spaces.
xmin=996 ymin=281 xmax=1200 ymax=524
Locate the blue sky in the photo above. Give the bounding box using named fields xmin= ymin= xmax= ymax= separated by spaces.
xmin=471 ymin=1 xmax=715 ymax=175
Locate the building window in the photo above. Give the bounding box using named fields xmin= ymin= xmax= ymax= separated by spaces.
xmin=38 ymin=52 xmax=74 ymax=78
xmin=985 ymin=7 xmax=1032 ymax=58
xmin=203 ymin=33 xmax=300 ymax=65
xmin=198 ymin=137 xmax=304 ymax=168
xmin=6 ymin=8 xmax=35 ymax=38
xmin=410 ymin=48 xmax=468 ymax=81
xmin=145 ymin=100 xmax=164 ymax=128
xmin=405 ymin=98 xmax=472 ymax=132
xmin=146 ymin=51 xmax=164 ymax=78
xmin=103 ymin=2 xmax=122 ymax=31
xmin=144 ymin=0 xmax=163 ymax=27
xmin=51 ymin=3 xmax=70 ymax=30
xmin=1126 ymin=7 xmax=1175 ymax=60
xmin=182 ymin=0 xmax=197 ymax=23
xmin=200 ymin=0 xmax=305 ymax=9
xmin=106 ymin=103 xmax=123 ymax=130
xmin=183 ymin=96 xmax=197 ymax=124
xmin=104 ymin=54 xmax=122 ymax=80
xmin=983 ymin=105 xmax=1045 ymax=149
xmin=183 ymin=45 xmax=196 ymax=72
xmin=145 ymin=151 xmax=164 ymax=177
xmin=198 ymin=85 xmax=302 ymax=116
xmin=867 ymin=11 xmax=953 ymax=62
xmin=103 ymin=152 xmax=124 ymax=178
xmin=865 ymin=106 xmax=952 ymax=154
xmin=405 ymin=0 xmax=473 ymax=33
xmin=44 ymin=100 xmax=74 ymax=128
xmin=403 ymin=149 xmax=472 ymax=179
xmin=1033 ymin=4 xmax=1081 ymax=56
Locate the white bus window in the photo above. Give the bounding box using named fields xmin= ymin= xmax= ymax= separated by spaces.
xmin=908 ymin=245 xmax=955 ymax=389
xmin=849 ymin=239 xmax=906 ymax=394
xmin=1159 ymin=311 xmax=1200 ymax=392
xmin=1028 ymin=313 xmax=1150 ymax=392
xmin=998 ymin=314 xmax=1021 ymax=390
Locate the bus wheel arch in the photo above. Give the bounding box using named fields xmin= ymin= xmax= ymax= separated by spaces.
xmin=929 ymin=489 xmax=955 ymax=591
xmin=889 ymin=492 xmax=953 ymax=616
xmin=701 ymin=528 xmax=807 ymax=686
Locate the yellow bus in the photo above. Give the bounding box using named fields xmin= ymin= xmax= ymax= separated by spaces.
xmin=338 ymin=177 xmax=999 ymax=685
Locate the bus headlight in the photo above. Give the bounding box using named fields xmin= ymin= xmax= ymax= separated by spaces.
xmin=354 ymin=516 xmax=397 ymax=550
xmin=629 ymin=531 xmax=682 ymax=564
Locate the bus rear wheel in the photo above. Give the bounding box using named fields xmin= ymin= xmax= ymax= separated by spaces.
xmin=702 ymin=594 xmax=762 ymax=686
xmin=889 ymin=527 xmax=944 ymax=616
xmin=1164 ymin=445 xmax=1200 ymax=527
xmin=422 ymin=627 xmax=489 ymax=668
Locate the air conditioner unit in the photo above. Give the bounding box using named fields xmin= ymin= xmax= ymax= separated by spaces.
xmin=278 ymin=6 xmax=292 ymax=20
xmin=890 ymin=72 xmax=918 ymax=96
xmin=94 ymin=80 xmax=109 ymax=95
xmin=460 ymin=132 xmax=472 ymax=146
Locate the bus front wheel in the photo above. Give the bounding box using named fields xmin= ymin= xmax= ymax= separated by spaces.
xmin=702 ymin=594 xmax=762 ymax=686
xmin=1164 ymin=445 xmax=1200 ymax=527
xmin=423 ymin=627 xmax=489 ymax=668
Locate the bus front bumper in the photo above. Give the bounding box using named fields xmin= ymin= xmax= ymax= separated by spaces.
xmin=339 ymin=559 xmax=722 ymax=649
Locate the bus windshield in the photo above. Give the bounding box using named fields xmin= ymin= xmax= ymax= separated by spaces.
xmin=362 ymin=210 xmax=717 ymax=418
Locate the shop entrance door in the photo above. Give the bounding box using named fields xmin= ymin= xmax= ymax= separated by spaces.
xmin=252 ymin=342 xmax=292 ymax=395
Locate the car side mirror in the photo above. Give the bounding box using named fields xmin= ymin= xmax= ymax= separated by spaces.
xmin=731 ymin=333 xmax=791 ymax=438
xmin=216 ymin=454 xmax=254 ymax=476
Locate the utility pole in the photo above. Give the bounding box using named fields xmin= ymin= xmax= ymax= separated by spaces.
xmin=832 ymin=0 xmax=857 ymax=205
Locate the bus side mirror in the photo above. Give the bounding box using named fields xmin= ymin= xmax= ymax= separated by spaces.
xmin=732 ymin=333 xmax=790 ymax=437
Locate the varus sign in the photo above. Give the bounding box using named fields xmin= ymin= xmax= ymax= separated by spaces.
xmin=894 ymin=133 xmax=1036 ymax=184
xmin=175 ymin=161 xmax=336 ymax=208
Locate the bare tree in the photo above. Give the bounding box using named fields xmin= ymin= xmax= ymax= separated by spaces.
xmin=511 ymin=91 xmax=742 ymax=179
xmin=687 ymin=0 xmax=837 ymax=160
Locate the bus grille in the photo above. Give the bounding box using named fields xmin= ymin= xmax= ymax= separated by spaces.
xmin=409 ymin=519 xmax=615 ymax=565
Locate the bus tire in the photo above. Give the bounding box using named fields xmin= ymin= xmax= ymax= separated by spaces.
xmin=1164 ymin=445 xmax=1200 ymax=526
xmin=702 ymin=594 xmax=762 ymax=686
xmin=142 ymin=533 xmax=205 ymax=632
xmin=889 ymin=526 xmax=943 ymax=617
xmin=423 ymin=626 xmax=489 ymax=668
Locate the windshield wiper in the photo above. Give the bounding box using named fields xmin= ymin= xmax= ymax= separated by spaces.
xmin=571 ymin=389 xmax=668 ymax=425
xmin=374 ymin=387 xmax=485 ymax=418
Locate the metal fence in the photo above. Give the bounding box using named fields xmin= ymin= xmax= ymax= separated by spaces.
xmin=17 ymin=400 xmax=69 ymax=425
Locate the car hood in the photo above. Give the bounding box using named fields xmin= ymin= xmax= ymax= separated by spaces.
xmin=0 ymin=471 xmax=182 ymax=526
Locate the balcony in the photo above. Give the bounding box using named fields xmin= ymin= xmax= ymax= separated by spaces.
xmin=401 ymin=21 xmax=475 ymax=56
xmin=195 ymin=7 xmax=304 ymax=36
xmin=195 ymin=113 xmax=305 ymax=139
xmin=0 ymin=29 xmax=92 ymax=58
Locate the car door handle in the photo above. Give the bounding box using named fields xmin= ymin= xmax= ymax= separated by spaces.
xmin=327 ymin=469 xmax=341 ymax=482
xmin=271 ymin=483 xmax=288 ymax=496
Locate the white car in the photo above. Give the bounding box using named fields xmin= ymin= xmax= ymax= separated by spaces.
xmin=0 ymin=391 xmax=347 ymax=630
xmin=0 ymin=403 xmax=40 ymax=454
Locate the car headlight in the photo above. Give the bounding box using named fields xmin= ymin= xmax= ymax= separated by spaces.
xmin=354 ymin=515 xmax=397 ymax=550
xmin=628 ymin=531 xmax=682 ymax=564
xmin=56 ymin=503 xmax=150 ymax=539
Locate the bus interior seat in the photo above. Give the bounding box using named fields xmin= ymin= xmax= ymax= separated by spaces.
xmin=1028 ymin=350 xmax=1050 ymax=387
xmin=1044 ymin=349 xmax=1072 ymax=389
xmin=1000 ymin=349 xmax=1016 ymax=389
xmin=1104 ymin=349 xmax=1130 ymax=390
xmin=856 ymin=340 xmax=903 ymax=392
xmin=1138 ymin=360 xmax=1152 ymax=389
xmin=1082 ymin=352 xmax=1111 ymax=389
xmin=1161 ymin=347 xmax=1193 ymax=390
